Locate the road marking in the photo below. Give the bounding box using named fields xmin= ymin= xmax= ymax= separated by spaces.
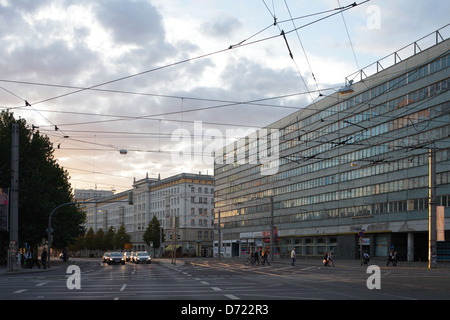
xmin=120 ymin=284 xmax=127 ymax=291
xmin=211 ymin=287 xmax=222 ymax=291
xmin=114 ymin=297 xmax=120 ymax=300
xmin=13 ymin=289 xmax=28 ymax=294
xmin=35 ymin=282 xmax=47 ymax=287
xmin=301 ymin=266 xmax=317 ymax=271
xmin=225 ymin=294 xmax=240 ymax=300
xmin=200 ymin=281 xmax=209 ymax=285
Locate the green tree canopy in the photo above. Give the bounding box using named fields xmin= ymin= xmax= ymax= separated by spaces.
xmin=143 ymin=216 xmax=164 ymax=255
xmin=114 ymin=224 xmax=130 ymax=250
xmin=0 ymin=111 xmax=85 ymax=250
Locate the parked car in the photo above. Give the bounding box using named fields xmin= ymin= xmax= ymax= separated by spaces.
xmin=102 ymin=252 xmax=111 ymax=263
xmin=107 ymin=252 xmax=125 ymax=265
xmin=133 ymin=251 xmax=151 ymax=264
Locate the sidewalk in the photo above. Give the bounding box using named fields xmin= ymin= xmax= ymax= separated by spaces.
xmin=0 ymin=260 xmax=64 ymax=275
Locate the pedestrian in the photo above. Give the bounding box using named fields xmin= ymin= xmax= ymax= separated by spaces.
xmin=393 ymin=250 xmax=398 ymax=266
xmin=363 ymin=251 xmax=370 ymax=265
xmin=291 ymin=248 xmax=296 ymax=266
xmin=25 ymin=249 xmax=32 ymax=268
xmin=323 ymin=251 xmax=329 ymax=266
xmin=41 ymin=247 xmax=48 ymax=269
xmin=16 ymin=251 xmax=21 ymax=268
xmin=327 ymin=251 xmax=334 ymax=267
xmin=261 ymin=249 xmax=270 ymax=265
xmin=31 ymin=249 xmax=41 ymax=269
xmin=254 ymin=248 xmax=260 ymax=266
xmin=387 ymin=249 xmax=394 ymax=266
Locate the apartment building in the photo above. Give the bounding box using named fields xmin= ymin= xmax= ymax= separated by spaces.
xmin=81 ymin=172 xmax=214 ymax=256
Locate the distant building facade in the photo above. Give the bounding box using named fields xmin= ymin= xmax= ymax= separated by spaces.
xmin=80 ymin=172 xmax=214 ymax=256
xmin=74 ymin=189 xmax=114 ymax=202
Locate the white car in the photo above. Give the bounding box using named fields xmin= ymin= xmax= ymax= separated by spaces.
xmin=133 ymin=251 xmax=151 ymax=264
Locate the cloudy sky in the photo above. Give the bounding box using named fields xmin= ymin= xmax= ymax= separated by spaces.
xmin=1 ymin=0 xmax=449 ymax=193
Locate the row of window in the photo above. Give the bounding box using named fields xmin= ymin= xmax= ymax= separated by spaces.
xmin=281 ymin=53 xmax=449 ymax=137
xmin=280 ymin=78 xmax=449 ymax=160
xmin=150 ymin=186 xmax=214 ymax=200
xmin=217 ymin=164 xmax=450 ymax=220
xmin=215 ymin=121 xmax=449 ymax=208
xmin=217 ymin=194 xmax=450 ymax=230
xmin=215 ymin=89 xmax=448 ymax=196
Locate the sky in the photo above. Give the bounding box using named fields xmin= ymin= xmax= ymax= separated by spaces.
xmin=1 ymin=0 xmax=449 ymax=193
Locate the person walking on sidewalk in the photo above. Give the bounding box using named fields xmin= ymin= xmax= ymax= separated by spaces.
xmin=25 ymin=249 xmax=32 ymax=268
xmin=291 ymin=248 xmax=296 ymax=266
xmin=387 ymin=249 xmax=394 ymax=266
xmin=327 ymin=251 xmax=335 ymax=267
xmin=363 ymin=251 xmax=370 ymax=265
xmin=41 ymin=247 xmax=48 ymax=269
xmin=323 ymin=252 xmax=329 ymax=266
xmin=31 ymin=249 xmax=41 ymax=269
xmin=261 ymin=249 xmax=270 ymax=265
xmin=254 ymin=248 xmax=260 ymax=266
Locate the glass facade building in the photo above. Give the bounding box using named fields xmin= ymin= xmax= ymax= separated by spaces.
xmin=214 ymin=35 xmax=450 ymax=261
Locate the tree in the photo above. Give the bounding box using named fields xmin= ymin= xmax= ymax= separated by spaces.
xmin=114 ymin=224 xmax=130 ymax=250
xmin=84 ymin=228 xmax=96 ymax=251
xmin=143 ymin=216 xmax=164 ymax=256
xmin=0 ymin=111 xmax=85 ymax=252
xmin=105 ymin=226 xmax=115 ymax=250
xmin=94 ymin=228 xmax=106 ymax=251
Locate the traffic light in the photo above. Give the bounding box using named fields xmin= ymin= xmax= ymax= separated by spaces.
xmin=128 ymin=191 xmax=133 ymax=205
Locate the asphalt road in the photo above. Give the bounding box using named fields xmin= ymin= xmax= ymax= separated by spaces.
xmin=0 ymin=257 xmax=449 ymax=314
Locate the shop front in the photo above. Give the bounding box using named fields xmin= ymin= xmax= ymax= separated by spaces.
xmin=239 ymin=229 xmax=280 ymax=258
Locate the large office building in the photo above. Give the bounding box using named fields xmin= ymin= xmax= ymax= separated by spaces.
xmin=214 ymin=30 xmax=449 ymax=261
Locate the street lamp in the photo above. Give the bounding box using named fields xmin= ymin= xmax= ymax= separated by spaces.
xmin=338 ymin=80 xmax=354 ymax=96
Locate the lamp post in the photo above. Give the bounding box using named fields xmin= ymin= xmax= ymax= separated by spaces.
xmin=428 ymin=147 xmax=437 ymax=268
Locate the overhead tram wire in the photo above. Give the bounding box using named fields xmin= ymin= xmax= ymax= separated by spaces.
xmin=268 ymin=1 xmax=369 ymax=140
xmin=1 ymin=2 xmax=367 ymax=150
xmin=12 ymin=1 xmax=367 ymax=109
xmin=0 ymin=84 xmax=69 ymax=139
xmin=337 ymin=0 xmax=361 ymax=71
xmin=2 ymin=2 xmax=370 ymax=163
xmin=32 ymin=87 xmax=335 ymax=129
xmin=283 ymin=0 xmax=322 ymax=95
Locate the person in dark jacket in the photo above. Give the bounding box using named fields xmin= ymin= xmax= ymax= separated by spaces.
xmin=41 ymin=247 xmax=48 ymax=269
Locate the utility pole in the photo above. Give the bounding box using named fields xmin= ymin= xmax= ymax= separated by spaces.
xmin=8 ymin=123 xmax=19 ymax=272
xmin=218 ymin=210 xmax=221 ymax=259
xmin=428 ymin=147 xmax=437 ymax=269
xmin=270 ymin=196 xmax=274 ymax=262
